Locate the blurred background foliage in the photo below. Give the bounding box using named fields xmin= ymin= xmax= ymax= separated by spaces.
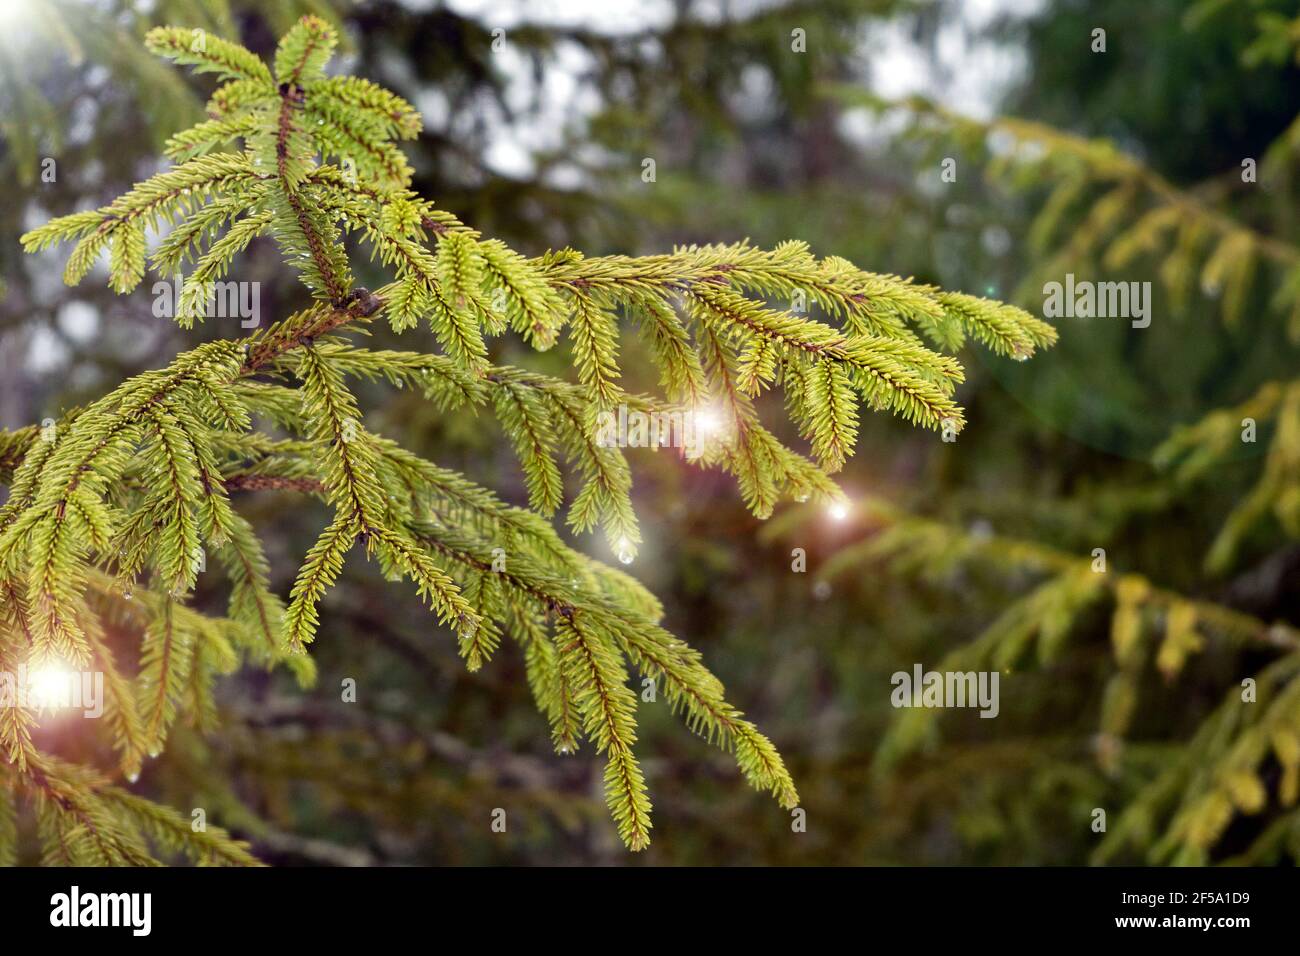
xmin=3 ymin=0 xmax=1300 ymax=864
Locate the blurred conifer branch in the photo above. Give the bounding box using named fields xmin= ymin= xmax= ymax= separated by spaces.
xmin=829 ymin=83 xmax=1300 ymax=575
xmin=769 ymin=496 xmax=1300 ymax=863
xmin=830 ymin=87 xmax=1300 ymax=332
xmin=1155 ymin=380 xmax=1300 ymax=572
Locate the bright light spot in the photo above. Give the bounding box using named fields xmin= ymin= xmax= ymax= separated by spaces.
xmin=57 ymin=300 xmax=100 ymax=343
xmin=28 ymin=663 xmax=73 ymax=708
xmin=684 ymin=404 xmax=730 ymax=460
xmin=694 ymin=407 xmax=724 ymax=436
xmin=26 ymin=325 xmax=69 ymax=376
xmin=688 ymin=404 xmax=731 ymax=452
xmin=828 ymin=502 xmax=851 ymax=522
xmin=0 ymin=0 xmax=39 ymax=35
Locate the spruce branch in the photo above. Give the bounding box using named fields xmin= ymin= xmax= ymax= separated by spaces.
xmin=3 ymin=15 xmax=1055 ymax=857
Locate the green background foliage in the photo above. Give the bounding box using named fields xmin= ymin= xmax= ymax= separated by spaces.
xmin=1 ymin=0 xmax=1298 ymax=865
